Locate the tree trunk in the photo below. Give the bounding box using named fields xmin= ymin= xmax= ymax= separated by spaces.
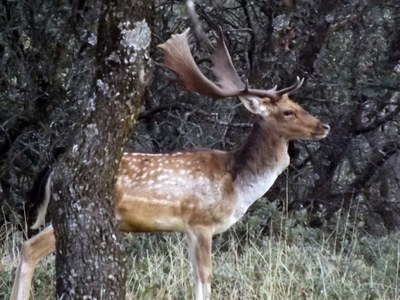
xmin=50 ymin=1 xmax=152 ymax=298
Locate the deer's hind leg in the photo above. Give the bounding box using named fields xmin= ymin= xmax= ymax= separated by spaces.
xmin=11 ymin=225 xmax=55 ymax=300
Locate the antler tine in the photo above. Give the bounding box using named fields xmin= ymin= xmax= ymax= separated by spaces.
xmin=276 ymin=77 xmax=304 ymax=96
xmin=245 ymin=77 xmax=304 ymax=101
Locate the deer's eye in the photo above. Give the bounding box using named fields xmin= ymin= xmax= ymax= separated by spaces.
xmin=283 ymin=110 xmax=294 ymax=117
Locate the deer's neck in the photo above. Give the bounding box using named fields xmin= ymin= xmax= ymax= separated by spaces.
xmin=231 ymin=117 xmax=290 ymax=219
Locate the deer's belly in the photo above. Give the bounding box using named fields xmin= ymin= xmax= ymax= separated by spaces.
xmin=115 ymin=192 xmax=236 ymax=234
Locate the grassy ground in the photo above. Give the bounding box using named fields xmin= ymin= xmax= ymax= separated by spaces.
xmin=1 ymin=214 xmax=400 ymax=300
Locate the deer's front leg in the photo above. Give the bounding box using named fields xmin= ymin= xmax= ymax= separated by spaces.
xmin=186 ymin=227 xmax=212 ymax=300
xmin=11 ymin=225 xmax=55 ymax=300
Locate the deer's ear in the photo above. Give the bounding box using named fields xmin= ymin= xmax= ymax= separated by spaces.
xmin=239 ymin=96 xmax=272 ymax=115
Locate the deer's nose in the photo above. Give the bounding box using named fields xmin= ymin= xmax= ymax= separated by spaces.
xmin=321 ymin=123 xmax=330 ymax=131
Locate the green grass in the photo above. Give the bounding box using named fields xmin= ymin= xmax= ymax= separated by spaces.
xmin=1 ymin=216 xmax=400 ymax=300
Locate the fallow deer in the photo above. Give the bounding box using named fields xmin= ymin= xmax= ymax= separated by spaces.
xmin=11 ymin=28 xmax=329 ymax=300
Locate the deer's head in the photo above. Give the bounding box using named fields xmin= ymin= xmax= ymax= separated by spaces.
xmin=158 ymin=28 xmax=329 ymax=141
xmin=238 ymin=82 xmax=329 ymax=141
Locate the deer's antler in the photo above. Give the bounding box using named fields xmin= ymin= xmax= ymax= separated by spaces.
xmin=158 ymin=28 xmax=303 ymax=101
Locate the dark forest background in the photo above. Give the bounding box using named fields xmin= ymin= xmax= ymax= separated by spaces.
xmin=1 ymin=0 xmax=399 ymax=242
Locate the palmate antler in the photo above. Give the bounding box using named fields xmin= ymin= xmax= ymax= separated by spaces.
xmin=158 ymin=28 xmax=303 ymax=102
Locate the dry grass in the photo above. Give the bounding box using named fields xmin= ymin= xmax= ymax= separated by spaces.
xmin=1 ymin=215 xmax=400 ymax=300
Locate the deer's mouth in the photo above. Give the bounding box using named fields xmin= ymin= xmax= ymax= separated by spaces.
xmin=312 ymin=133 xmax=328 ymax=140
xmin=309 ymin=130 xmax=329 ymax=140
xmin=311 ymin=123 xmax=330 ymax=140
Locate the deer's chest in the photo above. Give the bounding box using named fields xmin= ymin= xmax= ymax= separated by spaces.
xmin=232 ymin=155 xmax=290 ymax=221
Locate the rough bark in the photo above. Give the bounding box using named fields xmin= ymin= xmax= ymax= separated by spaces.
xmin=50 ymin=1 xmax=152 ymax=298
